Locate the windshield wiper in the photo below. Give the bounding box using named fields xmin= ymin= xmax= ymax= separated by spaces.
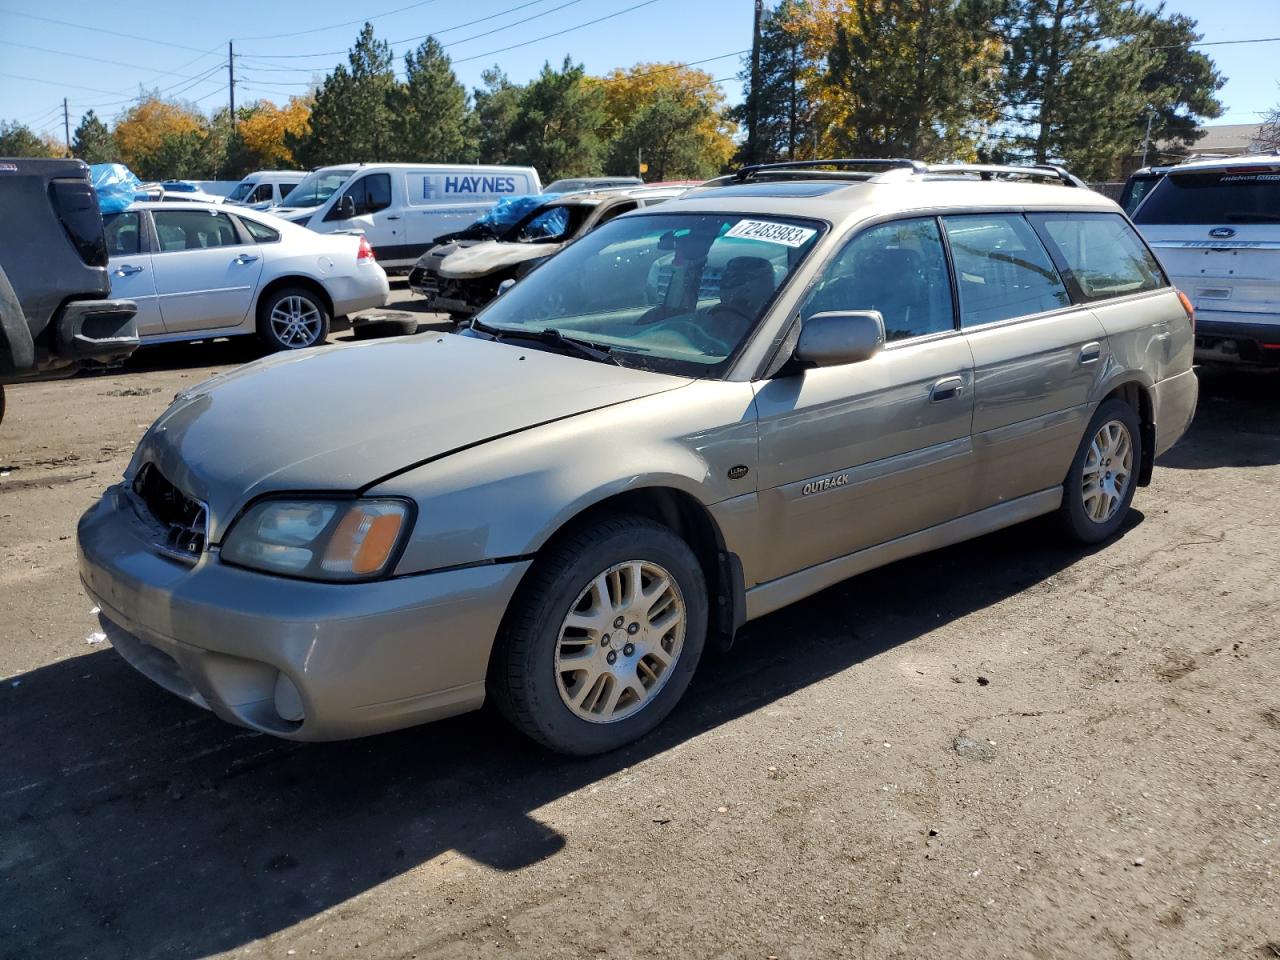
xmin=468 ymin=319 xmax=621 ymax=366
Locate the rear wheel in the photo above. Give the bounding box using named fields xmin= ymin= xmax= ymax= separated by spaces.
xmin=488 ymin=515 xmax=708 ymax=755
xmin=257 ymin=287 xmax=329 ymax=351
xmin=1060 ymin=398 xmax=1142 ymax=543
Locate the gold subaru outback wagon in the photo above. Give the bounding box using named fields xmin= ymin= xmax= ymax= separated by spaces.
xmin=78 ymin=160 xmax=1198 ymax=754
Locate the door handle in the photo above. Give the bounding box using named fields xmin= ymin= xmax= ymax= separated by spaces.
xmin=114 ymin=264 xmax=143 ymax=276
xmin=234 ymin=254 xmax=260 ymax=264
xmin=929 ymin=376 xmax=965 ymax=402
xmin=385 ymin=215 xmax=401 ymax=221
xmin=1079 ymin=341 xmax=1102 ymax=364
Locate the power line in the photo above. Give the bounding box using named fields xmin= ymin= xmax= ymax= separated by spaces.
xmin=0 ymin=40 xmax=211 ymax=75
xmin=0 ymin=9 xmax=212 ymax=53
xmin=0 ymin=71 xmax=133 ymax=98
xmin=239 ymin=0 xmax=586 ymax=61
xmin=234 ymin=0 xmax=445 ymax=42
xmin=452 ymin=0 xmax=665 ymax=65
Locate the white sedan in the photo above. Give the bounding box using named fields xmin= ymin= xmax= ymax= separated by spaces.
xmin=102 ymin=202 xmax=390 ymax=351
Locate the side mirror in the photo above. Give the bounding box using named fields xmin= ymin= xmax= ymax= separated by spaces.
xmin=794 ymin=311 xmax=885 ymax=367
xmin=496 ymin=278 xmax=516 ymax=296
xmin=333 ymin=194 xmax=357 ymax=220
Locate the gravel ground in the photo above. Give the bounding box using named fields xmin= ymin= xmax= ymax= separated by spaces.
xmin=1 ymin=312 xmax=1277 ymax=960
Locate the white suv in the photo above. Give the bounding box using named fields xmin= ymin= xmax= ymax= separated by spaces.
xmin=1132 ymin=153 xmax=1280 ymax=368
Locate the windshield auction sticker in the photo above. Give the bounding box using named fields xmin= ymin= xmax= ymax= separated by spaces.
xmin=725 ymin=219 xmax=818 ymax=248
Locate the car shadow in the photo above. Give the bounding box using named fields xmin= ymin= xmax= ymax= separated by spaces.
xmin=1157 ymin=368 xmax=1280 ymax=470
xmin=1 ymin=512 xmax=1140 ymax=960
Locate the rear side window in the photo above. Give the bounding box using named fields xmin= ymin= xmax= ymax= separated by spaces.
xmin=1120 ymin=174 xmax=1162 ymax=216
xmin=802 ymin=217 xmax=955 ymax=341
xmin=152 ymin=210 xmax=242 ymax=251
xmin=1030 ymin=213 xmax=1165 ymax=302
xmin=942 ymin=214 xmax=1070 ymax=326
xmin=279 ymin=182 xmax=297 ymax=200
xmin=103 ymin=211 xmax=141 ymax=256
xmin=1134 ymin=170 xmax=1280 ymax=225
xmin=239 ymin=217 xmax=280 ymax=243
xmin=49 ymin=178 xmax=108 ymax=266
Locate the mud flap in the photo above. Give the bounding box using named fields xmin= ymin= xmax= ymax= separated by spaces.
xmin=715 ymin=551 xmax=747 ymax=652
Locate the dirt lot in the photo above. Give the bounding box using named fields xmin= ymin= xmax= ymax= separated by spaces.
xmin=1 ymin=315 xmax=1277 ymax=959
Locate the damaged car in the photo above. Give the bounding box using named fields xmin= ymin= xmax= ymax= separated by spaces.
xmin=408 ymin=186 xmax=689 ymax=320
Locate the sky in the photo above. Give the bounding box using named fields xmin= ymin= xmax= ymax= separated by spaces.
xmin=0 ymin=0 xmax=1275 ymax=144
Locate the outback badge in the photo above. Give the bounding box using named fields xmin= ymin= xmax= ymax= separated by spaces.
xmin=802 ymin=473 xmax=850 ymax=496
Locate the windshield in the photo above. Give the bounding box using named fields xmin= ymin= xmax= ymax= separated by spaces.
xmin=228 ymin=181 xmax=255 ymax=202
xmin=473 ymin=212 xmax=824 ymax=376
xmin=283 ymin=168 xmax=356 ymax=208
xmin=1135 ymin=170 xmax=1280 ymax=225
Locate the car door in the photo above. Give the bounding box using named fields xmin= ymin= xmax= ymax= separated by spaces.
xmin=942 ymin=213 xmax=1109 ymax=511
xmin=148 ymin=208 xmax=264 ymax=334
xmin=752 ymin=216 xmax=976 ymax=584
xmin=323 ymin=172 xmax=401 ymax=255
xmin=103 ymin=210 xmax=164 ymax=337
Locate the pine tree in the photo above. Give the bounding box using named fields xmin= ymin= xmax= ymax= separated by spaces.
xmin=508 ymin=58 xmax=606 ymax=182
xmin=998 ymin=0 xmax=1156 ymax=179
xmin=0 ymin=120 xmax=58 ymax=158
xmin=295 ymin=23 xmax=397 ymax=166
xmin=472 ymin=67 xmax=523 ymax=164
xmin=71 ymin=110 xmax=116 ymax=164
xmin=733 ymin=0 xmax=818 ymax=164
xmin=1133 ymin=10 xmax=1224 ymax=159
xmin=825 ymin=0 xmax=1003 ymax=161
xmin=395 ymin=37 xmax=472 ymax=162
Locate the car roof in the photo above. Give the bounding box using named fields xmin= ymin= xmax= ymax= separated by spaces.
xmin=649 ymin=174 xmax=1119 ymax=227
xmin=545 ymin=185 xmax=691 ymax=207
xmin=1157 ymin=152 xmax=1280 ymax=173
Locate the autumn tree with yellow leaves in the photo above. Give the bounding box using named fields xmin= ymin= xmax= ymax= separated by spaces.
xmin=595 ymin=63 xmax=737 ymax=180
xmin=113 ymin=98 xmax=209 ymax=179
xmin=237 ymin=97 xmax=313 ymax=169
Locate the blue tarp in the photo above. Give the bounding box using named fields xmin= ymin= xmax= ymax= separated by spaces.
xmin=475 ymin=193 xmax=562 ymax=232
xmin=89 ymin=163 xmax=142 ymax=214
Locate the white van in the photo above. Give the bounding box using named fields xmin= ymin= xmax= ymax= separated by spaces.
xmin=271 ymin=163 xmax=543 ymax=271
xmin=225 ymin=171 xmax=307 ymax=209
xmin=1132 ymin=153 xmax=1280 ymax=368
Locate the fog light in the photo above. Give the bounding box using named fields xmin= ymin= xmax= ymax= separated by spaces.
xmin=274 ymin=671 xmax=305 ymax=723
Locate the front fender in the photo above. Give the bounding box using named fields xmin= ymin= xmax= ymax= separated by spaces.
xmin=372 ymin=381 xmax=759 ymax=575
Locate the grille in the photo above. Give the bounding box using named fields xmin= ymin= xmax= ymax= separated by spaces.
xmin=132 ymin=463 xmax=208 ymax=562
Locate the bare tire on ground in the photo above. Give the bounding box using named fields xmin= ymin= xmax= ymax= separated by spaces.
xmin=1061 ymin=397 xmax=1142 ymax=544
xmin=488 ymin=515 xmax=709 ymax=755
xmin=257 ymin=287 xmax=330 ymax=351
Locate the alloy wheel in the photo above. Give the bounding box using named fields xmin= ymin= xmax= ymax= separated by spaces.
xmin=269 ymin=295 xmax=323 ymax=348
xmin=554 ymin=560 xmax=687 ymax=724
xmin=1081 ymin=419 xmax=1133 ymax=523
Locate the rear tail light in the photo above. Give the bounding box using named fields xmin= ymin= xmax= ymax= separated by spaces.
xmin=357 ymin=235 xmax=375 ymax=262
xmin=1175 ymin=288 xmax=1195 ymax=333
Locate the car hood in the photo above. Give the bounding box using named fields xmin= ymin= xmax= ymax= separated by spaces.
xmin=132 ymin=334 xmax=690 ymax=537
xmin=436 ymin=240 xmax=562 ymax=279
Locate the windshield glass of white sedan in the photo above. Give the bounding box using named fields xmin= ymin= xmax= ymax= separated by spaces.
xmin=475 ymin=213 xmax=823 ymax=374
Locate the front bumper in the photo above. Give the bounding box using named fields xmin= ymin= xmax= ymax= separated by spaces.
xmin=1192 ymin=313 xmax=1280 ymax=367
xmin=77 ymin=485 xmax=531 ymax=741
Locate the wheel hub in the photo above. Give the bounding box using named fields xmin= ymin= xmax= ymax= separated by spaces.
xmin=554 ymin=560 xmax=686 ymax=724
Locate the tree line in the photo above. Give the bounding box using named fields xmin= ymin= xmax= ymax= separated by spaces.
xmin=739 ymin=0 xmax=1227 ymax=181
xmin=0 ymin=2 xmax=1237 ymax=184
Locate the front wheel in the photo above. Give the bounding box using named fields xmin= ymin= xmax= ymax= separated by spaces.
xmin=488 ymin=515 xmax=708 ymax=755
xmin=1060 ymin=398 xmax=1142 ymax=543
xmin=257 ymin=287 xmax=330 ymax=351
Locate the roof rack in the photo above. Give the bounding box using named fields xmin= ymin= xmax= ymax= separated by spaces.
xmin=924 ymin=163 xmax=1085 ymax=187
xmin=731 ymin=158 xmax=929 ymax=183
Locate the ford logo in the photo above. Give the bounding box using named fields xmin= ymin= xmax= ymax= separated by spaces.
xmin=1208 ymin=227 xmax=1236 ymax=239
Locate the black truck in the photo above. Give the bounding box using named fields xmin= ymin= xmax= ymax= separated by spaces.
xmin=0 ymin=158 xmax=139 ymax=423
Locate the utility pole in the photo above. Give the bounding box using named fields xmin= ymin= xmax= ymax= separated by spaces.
xmin=228 ymin=41 xmax=236 ymax=130
xmin=1140 ymin=107 xmax=1155 ymax=168
xmin=62 ymin=98 xmax=70 ymax=157
xmin=748 ymin=0 xmax=763 ymax=164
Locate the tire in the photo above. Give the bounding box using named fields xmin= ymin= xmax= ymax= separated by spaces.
xmin=488 ymin=515 xmax=709 ymax=755
xmin=1060 ymin=397 xmax=1142 ymax=544
xmin=257 ymin=286 xmax=330 ymax=352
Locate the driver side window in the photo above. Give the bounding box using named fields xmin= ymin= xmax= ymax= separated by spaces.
xmin=801 ymin=217 xmax=955 ymax=342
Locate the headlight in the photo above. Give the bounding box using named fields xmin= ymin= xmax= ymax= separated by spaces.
xmin=221 ymin=498 xmax=412 ymax=581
